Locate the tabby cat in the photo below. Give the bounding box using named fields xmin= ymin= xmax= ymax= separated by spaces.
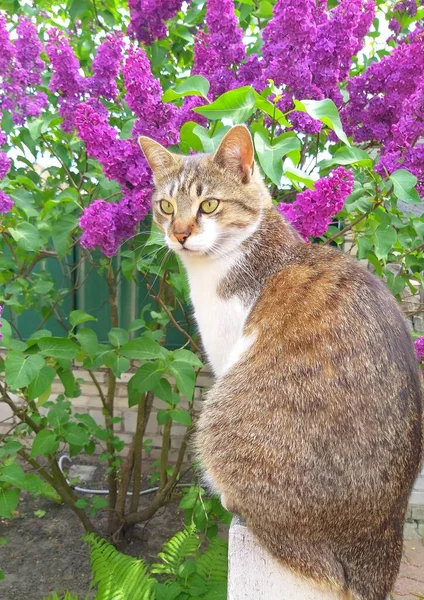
xmin=139 ymin=126 xmax=423 ymax=600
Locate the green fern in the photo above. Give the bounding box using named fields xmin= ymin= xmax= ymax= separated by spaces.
xmin=196 ymin=538 xmax=228 ymax=584
xmin=151 ymin=525 xmax=199 ymax=577
xmin=84 ymin=533 xmax=155 ymax=600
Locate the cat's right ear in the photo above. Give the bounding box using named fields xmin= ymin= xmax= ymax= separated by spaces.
xmin=138 ymin=136 xmax=177 ymax=176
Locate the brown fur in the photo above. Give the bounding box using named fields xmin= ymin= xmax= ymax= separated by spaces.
xmin=139 ymin=127 xmax=423 ymax=600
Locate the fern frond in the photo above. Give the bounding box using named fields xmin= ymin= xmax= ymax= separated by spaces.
xmin=151 ymin=525 xmax=200 ymax=577
xmin=84 ymin=533 xmax=155 ymax=600
xmin=196 ymin=538 xmax=228 ymax=584
xmin=42 ymin=593 xmax=81 ymax=600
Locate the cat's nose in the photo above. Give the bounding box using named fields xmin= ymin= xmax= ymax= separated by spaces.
xmin=174 ymin=230 xmax=191 ymax=245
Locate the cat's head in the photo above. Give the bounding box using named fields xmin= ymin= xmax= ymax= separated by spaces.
xmin=139 ymin=126 xmax=271 ymax=259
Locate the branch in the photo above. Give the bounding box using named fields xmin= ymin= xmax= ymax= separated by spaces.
xmin=129 ymin=391 xmax=154 ymax=515
xmin=88 ymin=370 xmax=108 ymax=411
xmin=323 ymin=201 xmax=382 ymax=246
xmin=41 ymin=134 xmax=80 ymax=193
xmin=398 ymin=242 xmax=424 ymax=260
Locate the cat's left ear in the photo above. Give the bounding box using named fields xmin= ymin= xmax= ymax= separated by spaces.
xmin=213 ymin=125 xmax=254 ymax=184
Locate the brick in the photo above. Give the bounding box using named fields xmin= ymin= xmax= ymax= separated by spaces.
xmin=79 ymin=383 xmax=108 ymax=397
xmin=0 ymin=402 xmax=14 ymax=421
xmin=418 ymin=522 xmax=424 ymax=538
xmin=403 ymin=522 xmax=422 ymax=540
xmin=411 ymin=505 xmax=424 ymax=521
xmin=89 ymin=409 xmax=105 ymax=427
xmin=124 ymin=411 xmax=138 ymax=433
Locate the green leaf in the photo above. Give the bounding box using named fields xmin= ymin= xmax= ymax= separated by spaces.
xmin=27 ymin=366 xmax=56 ymax=401
xmin=0 ymin=488 xmax=19 ymax=518
xmin=120 ymin=337 xmax=165 ymax=360
xmin=252 ymin=91 xmax=291 ymax=128
xmin=172 ymin=349 xmax=203 ymax=368
xmin=0 ymin=441 xmax=23 ymax=459
xmin=30 ymin=430 xmax=59 ymax=458
xmin=52 ymin=215 xmax=79 ymax=257
xmin=76 ymin=328 xmax=98 ymax=357
xmin=38 ymin=337 xmax=79 ymax=360
xmin=194 ymin=86 xmax=257 ymax=123
xmin=169 ymin=408 xmax=192 ymax=427
xmin=169 ymin=362 xmax=196 ymax=400
xmin=319 ymin=146 xmax=372 ymax=169
xmin=64 ymin=423 xmax=90 ymax=447
xmin=9 ymin=222 xmax=41 ymax=252
xmin=153 ymin=378 xmax=179 ymax=405
xmin=373 ymin=227 xmax=397 ymax=261
xmin=293 ymin=99 xmax=350 ymax=146
xmin=254 ymin=130 xmax=301 ymax=185
xmin=283 ymin=158 xmax=315 ymax=189
xmin=108 ymin=327 xmax=130 ymax=348
xmin=75 ymin=498 xmax=89 ymax=509
xmin=58 ymin=368 xmax=79 ymax=397
xmin=69 ymin=310 xmax=97 ymax=328
xmin=47 ymin=404 xmax=70 ymax=430
xmin=192 ymin=124 xmax=231 ymax=153
xmin=389 ymin=169 xmax=421 ymax=204
xmin=162 ymin=75 xmax=210 ymax=102
xmin=128 ymin=361 xmax=165 ymax=405
xmin=0 ymin=464 xmax=26 ymax=487
xmin=5 ymin=351 xmax=45 ymax=389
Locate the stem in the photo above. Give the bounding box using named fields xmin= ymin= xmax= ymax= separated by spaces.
xmin=398 ymin=242 xmax=424 ymax=260
xmin=323 ymin=200 xmax=382 ymax=246
xmin=124 ymin=428 xmax=192 ymax=525
xmin=88 ymin=370 xmax=108 ymax=411
xmin=159 ymin=420 xmax=172 ymax=491
xmin=129 ymin=391 xmax=154 ymax=515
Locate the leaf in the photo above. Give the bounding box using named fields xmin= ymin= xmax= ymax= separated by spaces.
xmin=52 ymin=215 xmax=79 ymax=257
xmin=5 ymin=351 xmax=45 ymax=389
xmin=162 ymin=75 xmax=210 ymax=102
xmin=128 ymin=361 xmax=165 ymax=405
xmin=389 ymin=169 xmax=421 ymax=204
xmin=38 ymin=337 xmax=79 ymax=360
xmin=76 ymin=328 xmax=99 ymax=357
xmin=169 ymin=408 xmax=192 ymax=427
xmin=153 ymin=378 xmax=179 ymax=405
xmin=319 ymin=146 xmax=372 ymax=169
xmin=108 ymin=327 xmax=129 ymax=348
xmin=0 ymin=463 xmax=26 ymax=487
xmin=27 ymin=366 xmax=56 ymax=401
xmin=58 ymin=368 xmax=79 ymax=397
xmin=194 ymin=86 xmax=257 ymax=123
xmin=69 ymin=310 xmax=97 ymax=328
xmin=47 ymin=404 xmax=70 ymax=430
xmin=294 ymin=99 xmax=350 ymax=146
xmin=30 ymin=430 xmax=59 ymax=458
xmin=373 ymin=227 xmax=397 ymax=261
xmin=170 ymin=362 xmax=196 ymax=400
xmin=0 ymin=488 xmax=19 ymax=518
xmin=254 ymin=130 xmax=301 ymax=185
xmin=192 ymin=124 xmax=231 ymax=153
xmin=0 ymin=441 xmax=23 ymax=459
xmin=283 ymin=158 xmax=315 ymax=189
xmin=120 ymin=337 xmax=165 ymax=360
xmin=64 ymin=423 xmax=90 ymax=447
xmin=9 ymin=222 xmax=41 ymax=252
xmin=252 ymin=91 xmax=291 ymax=127
xmin=172 ymin=349 xmax=203 ymax=368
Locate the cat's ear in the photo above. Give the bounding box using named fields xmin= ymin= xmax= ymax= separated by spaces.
xmin=213 ymin=125 xmax=254 ymax=183
xmin=138 ymin=136 xmax=178 ymax=175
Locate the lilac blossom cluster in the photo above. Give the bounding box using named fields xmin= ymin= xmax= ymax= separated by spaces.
xmin=257 ymin=0 xmax=375 ymax=132
xmin=128 ymin=0 xmax=183 ymax=44
xmin=47 ymin=30 xmax=124 ymax=132
xmin=415 ymin=337 xmax=424 ymax=368
xmin=75 ymin=45 xmax=183 ymax=256
xmin=343 ymin=29 xmax=424 ymax=195
xmin=278 ymin=167 xmax=354 ymax=238
xmin=0 ymin=16 xmax=47 ymax=124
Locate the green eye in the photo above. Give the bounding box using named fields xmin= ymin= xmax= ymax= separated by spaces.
xmin=200 ymin=199 xmax=219 ymax=214
xmin=160 ymin=200 xmax=174 ymax=215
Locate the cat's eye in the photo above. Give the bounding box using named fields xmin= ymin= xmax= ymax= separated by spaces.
xmin=199 ymin=199 xmax=219 ymax=214
xmin=159 ymin=200 xmax=174 ymax=215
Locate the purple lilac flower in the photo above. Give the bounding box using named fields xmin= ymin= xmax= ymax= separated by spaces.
xmin=79 ymin=189 xmax=150 ymax=257
xmin=175 ymin=96 xmax=208 ymax=131
xmin=394 ymin=0 xmax=418 ymax=16
xmin=193 ymin=0 xmax=246 ymax=99
xmin=278 ymin=167 xmax=354 ymax=238
xmin=0 ymin=132 xmax=6 ymax=146
xmin=0 ymin=153 xmax=11 ymax=179
xmin=414 ymin=337 xmax=424 ymax=367
xmin=88 ymin=33 xmax=125 ymax=100
xmin=123 ymin=47 xmax=179 ymax=145
xmin=0 ymin=190 xmax=14 ymax=213
xmin=0 ymin=17 xmax=47 ymax=124
xmin=260 ymin=0 xmax=374 ymax=132
xmin=46 ymin=28 xmax=86 ymax=132
xmin=128 ymin=0 xmax=183 ymax=45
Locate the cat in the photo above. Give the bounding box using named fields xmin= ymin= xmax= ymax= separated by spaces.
xmin=139 ymin=125 xmax=423 ymax=600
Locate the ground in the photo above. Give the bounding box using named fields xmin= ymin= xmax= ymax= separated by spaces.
xmin=0 ymin=464 xmax=423 ymax=600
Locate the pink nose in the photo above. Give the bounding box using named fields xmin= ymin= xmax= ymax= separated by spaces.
xmin=174 ymin=230 xmax=191 ymax=244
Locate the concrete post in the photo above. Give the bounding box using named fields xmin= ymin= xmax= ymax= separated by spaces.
xmin=228 ymin=517 xmax=340 ymax=600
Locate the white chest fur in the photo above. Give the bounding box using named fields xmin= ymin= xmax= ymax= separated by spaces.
xmin=182 ymin=255 xmax=253 ymax=378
